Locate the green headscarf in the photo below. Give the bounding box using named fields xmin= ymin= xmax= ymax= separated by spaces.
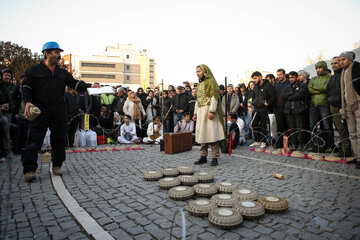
xmin=196 ymin=64 xmax=225 ymax=135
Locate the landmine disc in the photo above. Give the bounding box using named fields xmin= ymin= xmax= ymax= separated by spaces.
xmin=187 ymin=198 xmax=217 ymax=216
xmin=232 ymin=188 xmax=259 ymax=201
xmin=233 ymin=200 xmax=265 ymax=219
xmin=158 ymin=177 xmax=181 ymax=190
xmin=144 ymin=170 xmax=163 ymax=181
xmin=324 ymin=156 xmax=341 ymax=162
xmin=258 ymin=195 xmax=288 ymax=213
xmin=290 ymin=151 xmax=305 ymax=158
xmin=161 ymin=168 xmax=179 ymax=177
xmin=177 ymin=166 xmax=195 ymax=175
xmin=178 ymin=175 xmax=199 ymax=186
xmin=208 ymin=208 xmax=243 ymax=229
xmin=345 ymin=157 xmax=356 ymax=163
xmin=193 ymin=183 xmax=218 ymax=197
xmin=308 ymin=153 xmax=323 ymax=160
xmin=168 ymin=186 xmax=194 ymax=201
xmin=255 ymin=148 xmax=264 ymax=152
xmin=195 ymin=172 xmax=214 ymax=183
xmin=211 ymin=194 xmax=239 ymax=207
xmin=215 ymin=181 xmax=238 ymax=193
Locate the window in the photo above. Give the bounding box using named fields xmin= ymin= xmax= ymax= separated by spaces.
xmin=126 ymin=55 xmax=130 ymax=59
xmin=126 ymin=65 xmax=130 ymax=70
xmin=126 ymin=76 xmax=130 ymax=81
xmin=81 ymin=62 xmax=115 ymax=68
xmin=81 ymin=74 xmax=115 ymax=79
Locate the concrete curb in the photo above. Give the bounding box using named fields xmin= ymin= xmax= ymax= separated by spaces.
xmin=49 ymin=163 xmax=115 ymax=240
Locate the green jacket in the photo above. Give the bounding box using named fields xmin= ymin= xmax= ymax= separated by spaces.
xmin=100 ymin=93 xmax=115 ymax=105
xmin=308 ymin=61 xmax=331 ymax=105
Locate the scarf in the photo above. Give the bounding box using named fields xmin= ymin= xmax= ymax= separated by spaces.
xmin=127 ymin=91 xmax=142 ymax=120
xmin=340 ymin=62 xmax=358 ymax=119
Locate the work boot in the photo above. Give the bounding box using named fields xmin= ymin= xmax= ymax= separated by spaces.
xmin=24 ymin=172 xmax=36 ymax=182
xmin=296 ymin=145 xmax=304 ymax=152
xmin=194 ymin=156 xmax=207 ymax=165
xmin=53 ymin=167 xmax=63 ymax=176
xmin=210 ymin=158 xmax=218 ymax=166
xmin=356 ymin=160 xmax=360 ymax=169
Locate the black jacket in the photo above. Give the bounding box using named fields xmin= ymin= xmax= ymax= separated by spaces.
xmin=0 ymin=82 xmax=9 ymax=107
xmin=1 ymin=82 xmax=16 ymax=113
xmin=173 ymin=93 xmax=189 ymax=113
xmin=282 ymin=81 xmax=307 ymax=114
xmin=326 ymin=69 xmax=342 ymax=107
xmin=238 ymin=91 xmax=249 ymax=116
xmin=65 ymin=92 xmax=81 ymax=120
xmin=188 ymin=95 xmax=196 ymax=116
xmin=112 ymin=95 xmax=127 ymax=115
xmin=253 ymin=79 xmax=275 ymax=112
xmin=350 ymin=61 xmax=360 ymax=95
xmin=22 ymin=62 xmax=89 ymax=116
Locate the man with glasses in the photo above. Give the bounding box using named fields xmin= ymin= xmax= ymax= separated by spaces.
xmin=326 ymin=57 xmax=352 ymax=157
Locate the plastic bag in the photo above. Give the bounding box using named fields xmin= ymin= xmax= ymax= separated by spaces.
xmin=268 ymin=113 xmax=278 ymax=138
xmin=78 ymin=130 xmax=86 ymax=147
xmin=86 ymin=130 xmax=97 ymax=147
xmin=42 ymin=128 xmax=51 ymax=150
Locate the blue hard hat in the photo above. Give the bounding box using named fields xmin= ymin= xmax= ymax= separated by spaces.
xmin=42 ymin=41 xmax=63 ymax=53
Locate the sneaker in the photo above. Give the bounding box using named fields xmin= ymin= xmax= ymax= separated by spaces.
xmin=24 ymin=172 xmax=36 ymax=182
xmin=260 ymin=142 xmax=266 ymax=148
xmin=53 ymin=167 xmax=63 ymax=176
xmin=249 ymin=142 xmax=260 ymax=147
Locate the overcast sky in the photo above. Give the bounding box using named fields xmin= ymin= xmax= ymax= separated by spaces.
xmin=1 ymin=0 xmax=360 ymax=86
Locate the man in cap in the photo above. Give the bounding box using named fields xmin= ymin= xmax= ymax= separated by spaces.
xmin=326 ymin=56 xmax=352 ymax=157
xmin=21 ymin=41 xmax=99 ymax=181
xmin=173 ymin=85 xmax=189 ymax=127
xmin=308 ymin=61 xmax=334 ymax=152
xmin=338 ymin=51 xmax=360 ymax=169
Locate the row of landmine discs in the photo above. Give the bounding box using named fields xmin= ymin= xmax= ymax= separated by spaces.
xmin=144 ymin=166 xmax=288 ymax=229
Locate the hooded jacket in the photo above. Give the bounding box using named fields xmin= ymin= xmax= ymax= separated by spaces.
xmin=282 ymin=81 xmax=307 ymax=114
xmin=253 ymin=79 xmax=275 ymax=111
xmin=308 ymin=61 xmax=331 ymax=106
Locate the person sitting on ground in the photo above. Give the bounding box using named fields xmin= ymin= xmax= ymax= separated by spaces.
xmin=174 ymin=112 xmax=194 ymax=134
xmin=118 ymin=115 xmax=139 ymax=144
xmin=227 ymin=113 xmax=240 ymax=149
xmin=143 ymin=116 xmax=163 ymax=143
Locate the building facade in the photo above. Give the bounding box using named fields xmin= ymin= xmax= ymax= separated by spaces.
xmin=70 ymin=44 xmax=156 ymax=90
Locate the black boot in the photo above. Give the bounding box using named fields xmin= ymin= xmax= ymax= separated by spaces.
xmin=210 ymin=158 xmax=218 ymax=166
xmin=356 ymin=160 xmax=360 ymax=169
xmin=194 ymin=156 xmax=207 ymax=165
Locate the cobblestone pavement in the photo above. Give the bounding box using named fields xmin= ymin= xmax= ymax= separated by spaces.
xmin=1 ymin=144 xmax=360 ymax=239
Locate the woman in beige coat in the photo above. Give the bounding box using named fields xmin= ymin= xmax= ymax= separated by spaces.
xmin=123 ymin=91 xmax=146 ymax=128
xmin=193 ymin=64 xmax=225 ymax=166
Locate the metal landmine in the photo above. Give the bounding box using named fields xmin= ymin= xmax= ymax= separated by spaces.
xmin=178 ymin=175 xmax=199 ymax=186
xmin=273 ymin=172 xmax=284 ymax=180
xmin=208 ymin=208 xmax=243 ymax=229
xmin=187 ymin=199 xmax=217 ymax=216
xmin=168 ymin=186 xmax=194 ymax=201
xmin=233 ymin=200 xmax=265 ymax=219
xmin=195 ymin=172 xmax=214 ymax=183
xmin=144 ymin=170 xmax=163 ymax=181
xmin=177 ymin=166 xmax=194 ymax=175
xmin=43 ymin=152 xmax=51 ymax=163
xmin=158 ymin=177 xmax=181 ymax=190
xmin=232 ymin=188 xmax=259 ymax=201
xmin=215 ymin=181 xmax=238 ymax=193
xmin=193 ymin=183 xmax=218 ymax=198
xmin=257 ymin=195 xmax=288 ymax=213
xmin=161 ymin=168 xmax=179 ymax=177
xmin=211 ymin=194 xmax=239 ymax=207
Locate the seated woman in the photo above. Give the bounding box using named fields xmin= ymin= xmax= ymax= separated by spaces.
xmin=143 ymin=116 xmax=163 ymax=143
xmin=118 ymin=115 xmax=139 ymax=144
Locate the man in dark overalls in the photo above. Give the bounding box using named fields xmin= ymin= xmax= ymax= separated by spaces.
xmin=22 ymin=41 xmax=98 ymax=182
